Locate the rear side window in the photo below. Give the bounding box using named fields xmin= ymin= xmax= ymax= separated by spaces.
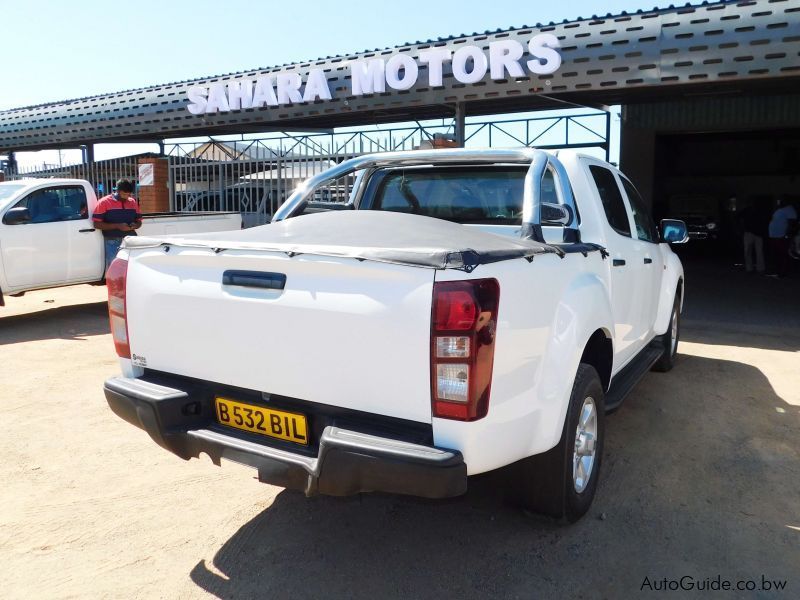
xmin=621 ymin=177 xmax=659 ymax=243
xmin=589 ymin=166 xmax=631 ymax=237
xmin=541 ymin=168 xmax=559 ymax=204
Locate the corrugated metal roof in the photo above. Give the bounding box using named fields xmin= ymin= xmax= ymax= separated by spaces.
xmin=2 ymin=0 xmax=737 ymax=112
xmin=3 ymin=0 xmax=799 ymax=151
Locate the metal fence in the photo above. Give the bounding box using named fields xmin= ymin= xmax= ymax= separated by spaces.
xmin=167 ymin=142 xmax=359 ymax=227
xmin=165 ymin=113 xmax=609 ymax=226
xmin=2 ymin=156 xmax=140 ymax=200
xmin=2 ymin=112 xmax=609 ymax=226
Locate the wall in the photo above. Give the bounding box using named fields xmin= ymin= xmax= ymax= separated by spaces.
xmin=137 ymin=158 xmax=169 ymax=213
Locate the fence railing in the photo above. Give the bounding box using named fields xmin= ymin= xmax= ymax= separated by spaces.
xmin=3 ymin=112 xmax=610 ymax=226
xmin=165 ymin=113 xmax=609 ymax=225
xmin=3 ymin=156 xmax=140 ymax=200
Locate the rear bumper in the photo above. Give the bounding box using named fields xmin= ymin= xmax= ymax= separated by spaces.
xmin=104 ymin=376 xmax=467 ymax=499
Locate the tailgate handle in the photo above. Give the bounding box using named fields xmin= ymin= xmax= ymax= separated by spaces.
xmin=222 ymin=270 xmax=286 ymax=290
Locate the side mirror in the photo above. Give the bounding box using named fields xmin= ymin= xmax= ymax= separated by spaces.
xmin=3 ymin=207 xmax=31 ymax=225
xmin=661 ymin=219 xmax=689 ymax=244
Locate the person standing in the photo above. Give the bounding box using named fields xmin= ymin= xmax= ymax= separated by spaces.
xmin=766 ymin=197 xmax=798 ymax=278
xmin=739 ymin=203 xmax=768 ymax=273
xmin=92 ymin=179 xmax=142 ymax=274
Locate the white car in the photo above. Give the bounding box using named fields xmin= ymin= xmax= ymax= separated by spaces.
xmin=0 ymin=178 xmax=241 ymax=305
xmin=103 ymin=149 xmax=687 ymax=522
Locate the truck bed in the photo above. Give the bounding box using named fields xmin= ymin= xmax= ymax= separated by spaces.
xmin=126 ymin=210 xmax=560 ymax=270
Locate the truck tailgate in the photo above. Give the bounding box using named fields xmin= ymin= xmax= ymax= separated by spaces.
xmin=124 ymin=247 xmax=436 ymax=423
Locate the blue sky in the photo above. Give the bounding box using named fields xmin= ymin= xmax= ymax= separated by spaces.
xmin=2 ymin=0 xmax=674 ymax=165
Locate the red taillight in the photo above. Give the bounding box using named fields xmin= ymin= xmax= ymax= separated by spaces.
xmin=106 ymin=257 xmax=131 ymax=359
xmin=434 ymin=288 xmax=478 ymax=330
xmin=431 ymin=279 xmax=500 ymax=421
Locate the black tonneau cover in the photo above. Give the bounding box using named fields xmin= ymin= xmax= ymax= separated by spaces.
xmin=123 ymin=211 xmax=562 ymax=271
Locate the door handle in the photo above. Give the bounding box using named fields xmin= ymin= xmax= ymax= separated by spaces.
xmin=612 ymin=259 xmax=626 ymax=267
xmin=79 ymin=228 xmax=96 ymax=233
xmin=644 ymin=258 xmax=653 ymax=264
xmin=222 ymin=270 xmax=286 ymax=290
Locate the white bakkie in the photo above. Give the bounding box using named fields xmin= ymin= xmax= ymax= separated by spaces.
xmin=103 ymin=149 xmax=687 ymax=522
xmin=0 ymin=178 xmax=241 ymax=306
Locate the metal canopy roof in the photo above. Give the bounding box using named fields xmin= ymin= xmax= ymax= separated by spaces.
xmin=1 ymin=0 xmax=798 ymax=152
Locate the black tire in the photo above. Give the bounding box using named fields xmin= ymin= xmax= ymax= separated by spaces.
xmin=506 ymin=364 xmax=606 ymax=522
xmin=652 ymin=292 xmax=681 ymax=373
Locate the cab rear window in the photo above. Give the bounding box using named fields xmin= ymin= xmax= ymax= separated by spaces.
xmin=365 ymin=167 xmax=527 ymax=225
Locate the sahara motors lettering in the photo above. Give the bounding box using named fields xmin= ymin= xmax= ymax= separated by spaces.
xmin=185 ymin=34 xmax=561 ymax=115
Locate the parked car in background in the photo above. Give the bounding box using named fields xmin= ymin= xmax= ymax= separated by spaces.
xmin=667 ymin=194 xmax=720 ymax=241
xmin=0 ymin=179 xmax=241 ymax=305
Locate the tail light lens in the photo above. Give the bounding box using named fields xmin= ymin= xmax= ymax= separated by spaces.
xmin=431 ymin=279 xmax=500 ymax=421
xmin=106 ymin=257 xmax=131 ymax=359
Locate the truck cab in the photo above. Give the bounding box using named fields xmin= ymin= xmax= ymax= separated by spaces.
xmin=0 ymin=179 xmax=102 ymax=295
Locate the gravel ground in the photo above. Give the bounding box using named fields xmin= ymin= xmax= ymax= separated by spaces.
xmin=1 ymin=261 xmax=798 ymax=599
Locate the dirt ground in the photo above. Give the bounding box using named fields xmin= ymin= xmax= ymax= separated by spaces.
xmin=1 ymin=262 xmax=798 ymax=599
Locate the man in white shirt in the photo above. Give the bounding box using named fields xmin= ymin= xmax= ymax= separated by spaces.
xmin=767 ymin=198 xmax=798 ymax=278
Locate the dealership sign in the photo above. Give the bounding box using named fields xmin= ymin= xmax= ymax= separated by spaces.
xmin=186 ymin=34 xmax=561 ymax=115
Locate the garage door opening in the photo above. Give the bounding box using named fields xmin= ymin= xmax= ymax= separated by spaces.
xmin=653 ymin=129 xmax=800 ymax=266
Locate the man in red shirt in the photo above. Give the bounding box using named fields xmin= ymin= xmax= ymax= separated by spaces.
xmin=93 ymin=179 xmax=142 ymax=274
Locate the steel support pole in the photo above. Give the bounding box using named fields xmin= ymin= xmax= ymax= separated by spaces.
xmin=7 ymin=151 xmax=17 ymax=175
xmin=168 ymin=159 xmax=175 ymax=212
xmin=454 ymin=103 xmax=466 ymax=147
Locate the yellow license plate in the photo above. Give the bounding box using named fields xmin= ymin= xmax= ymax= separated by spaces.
xmin=215 ymin=397 xmax=308 ymax=445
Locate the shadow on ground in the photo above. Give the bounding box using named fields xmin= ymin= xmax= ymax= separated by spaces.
xmin=681 ymin=322 xmax=799 ymax=352
xmin=679 ymin=254 xmax=800 ymax=351
xmin=0 ymin=301 xmax=109 ymax=345
xmin=190 ymin=350 xmax=799 ymax=599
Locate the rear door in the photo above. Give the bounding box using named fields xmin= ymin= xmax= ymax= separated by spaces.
xmin=585 ymin=163 xmax=649 ymax=367
xmin=64 ymin=185 xmax=104 ymax=282
xmin=619 ymin=176 xmax=663 ymax=338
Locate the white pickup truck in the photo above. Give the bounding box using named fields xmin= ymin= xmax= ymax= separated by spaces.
xmin=0 ymin=178 xmax=241 ymax=305
xmin=103 ymin=149 xmax=688 ymax=522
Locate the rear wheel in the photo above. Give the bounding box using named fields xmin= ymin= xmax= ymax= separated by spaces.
xmin=652 ymin=293 xmax=680 ymax=372
xmin=507 ymin=364 xmax=606 ymax=522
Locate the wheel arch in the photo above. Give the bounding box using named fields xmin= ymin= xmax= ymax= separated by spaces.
xmin=654 ymin=250 xmax=685 ymax=335
xmin=534 ymin=270 xmax=615 ymax=454
xmin=579 ymin=328 xmax=613 ymax=392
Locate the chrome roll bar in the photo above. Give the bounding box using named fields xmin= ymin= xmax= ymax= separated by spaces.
xmin=271 ymin=148 xmax=579 ymax=243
